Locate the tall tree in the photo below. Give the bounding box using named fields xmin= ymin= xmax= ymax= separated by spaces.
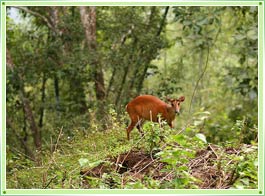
xmin=6 ymin=49 xmax=42 ymax=164
xmin=79 ymin=6 xmax=106 ymax=101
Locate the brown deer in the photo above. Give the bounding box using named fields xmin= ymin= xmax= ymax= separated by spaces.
xmin=126 ymin=95 xmax=185 ymax=140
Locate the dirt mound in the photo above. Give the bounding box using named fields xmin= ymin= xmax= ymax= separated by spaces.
xmin=189 ymin=144 xmax=240 ymax=188
xmin=80 ymin=145 xmax=243 ymax=189
xmin=80 ymin=150 xmax=167 ymax=181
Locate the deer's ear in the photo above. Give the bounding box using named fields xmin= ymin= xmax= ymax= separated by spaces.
xmin=178 ymin=96 xmax=185 ymax=102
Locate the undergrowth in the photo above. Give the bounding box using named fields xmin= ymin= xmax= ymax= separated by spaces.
xmin=6 ymin=110 xmax=258 ymax=189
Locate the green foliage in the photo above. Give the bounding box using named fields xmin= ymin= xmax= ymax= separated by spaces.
xmin=6 ymin=6 xmax=258 ymax=190
xmin=231 ymin=145 xmax=258 ymax=189
xmin=231 ymin=117 xmax=258 ymax=144
xmin=6 ymin=107 xmax=258 ymax=189
xmin=173 ymin=6 xmax=223 ymax=49
xmin=140 ymin=118 xmax=168 ymax=152
xmin=155 ymin=132 xmax=206 ymax=189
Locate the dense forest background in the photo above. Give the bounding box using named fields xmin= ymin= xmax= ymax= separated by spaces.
xmin=6 ymin=6 xmax=259 ymax=189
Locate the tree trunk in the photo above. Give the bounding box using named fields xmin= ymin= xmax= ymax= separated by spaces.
xmin=49 ymin=7 xmax=62 ymax=112
xmin=107 ymin=24 xmax=134 ymax=101
xmin=115 ymin=65 xmax=129 ymax=107
xmin=7 ymin=48 xmax=42 ymax=165
xmin=156 ymin=6 xmax=169 ymax=37
xmin=115 ymin=37 xmax=138 ymax=108
xmin=54 ymin=75 xmax=60 ymax=112
xmin=128 ymin=7 xmax=157 ymax=95
xmin=22 ymin=102 xmax=28 ymax=153
xmin=6 ymin=117 xmax=35 ymax=160
xmin=79 ymin=6 xmax=105 ymax=101
xmin=21 ymin=94 xmax=42 ymax=153
xmin=106 ymin=66 xmax=117 ymax=97
xmin=6 ymin=49 xmax=14 ymax=70
xmin=39 ymin=73 xmax=47 ymax=128
xmin=136 ymin=7 xmax=170 ymax=94
xmin=69 ymin=76 xmax=88 ymax=113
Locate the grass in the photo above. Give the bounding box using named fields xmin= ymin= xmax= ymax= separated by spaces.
xmin=6 ymin=115 xmax=258 ymax=189
xmin=6 ymin=117 xmax=147 ymax=189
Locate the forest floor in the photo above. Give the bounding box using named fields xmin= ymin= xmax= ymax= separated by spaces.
xmin=6 ymin=124 xmax=258 ymax=189
xmin=80 ymin=142 xmax=252 ymax=189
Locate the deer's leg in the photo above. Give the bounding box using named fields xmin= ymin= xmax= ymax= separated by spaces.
xmin=127 ymin=115 xmax=141 ymax=140
xmin=167 ymin=120 xmax=173 ymax=128
xmin=126 ymin=122 xmax=136 ymax=140
xmin=136 ymin=119 xmax=145 ymax=137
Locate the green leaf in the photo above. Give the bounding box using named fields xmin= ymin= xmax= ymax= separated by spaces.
xmin=183 ymin=20 xmax=192 ymax=26
xmin=178 ymin=165 xmax=188 ymax=171
xmin=88 ymin=160 xmax=104 ymax=168
xmin=194 ymin=120 xmax=203 ymax=126
xmin=172 ymin=135 xmax=187 ymax=146
xmin=155 ymin=151 xmax=164 ymax=157
xmin=247 ymin=29 xmax=258 ymax=40
xmin=78 ymin=159 xmax=104 ymax=168
xmin=195 ymin=133 xmax=207 ymax=143
xmin=78 ymin=158 xmax=89 ymax=167
xmin=240 ymin=178 xmax=250 ymax=186
xmin=196 ymin=18 xmax=208 ymax=26
xmin=234 ymin=34 xmax=246 ymax=40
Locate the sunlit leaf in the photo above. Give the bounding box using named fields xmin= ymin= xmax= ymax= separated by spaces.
xmin=195 ymin=133 xmax=207 ymax=143
xmin=78 ymin=158 xmax=89 ymax=167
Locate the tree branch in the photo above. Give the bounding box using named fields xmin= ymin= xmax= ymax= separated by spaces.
xmin=188 ymin=44 xmax=210 ymax=114
xmin=188 ymin=24 xmax=222 ymax=114
xmin=135 ymin=7 xmax=170 ymax=94
xmin=12 ymin=6 xmax=58 ymax=34
xmin=157 ymin=6 xmax=170 ymax=36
